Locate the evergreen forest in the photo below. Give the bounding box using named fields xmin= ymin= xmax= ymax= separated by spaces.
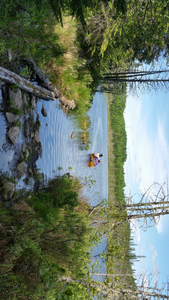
xmin=0 ymin=0 xmax=169 ymax=299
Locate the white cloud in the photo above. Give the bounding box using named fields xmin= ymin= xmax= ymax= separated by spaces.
xmin=129 ymin=219 xmax=141 ymax=243
xmin=135 ymin=221 xmax=141 ymax=244
xmin=156 ymin=218 xmax=164 ymax=234
xmin=139 ymin=244 xmax=147 ymax=274
xmin=124 ymin=93 xmax=169 ymax=235
xmin=150 ymin=244 xmax=158 ymax=276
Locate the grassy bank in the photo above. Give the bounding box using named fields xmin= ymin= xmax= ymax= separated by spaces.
xmin=0 ymin=2 xmax=93 ymax=116
xmin=47 ymin=16 xmax=93 ymax=115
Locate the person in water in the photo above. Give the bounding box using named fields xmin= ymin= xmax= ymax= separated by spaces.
xmin=94 ymin=157 xmax=101 ymax=166
xmin=93 ymin=153 xmax=103 ymax=159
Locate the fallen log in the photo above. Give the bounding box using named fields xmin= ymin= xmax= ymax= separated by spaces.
xmin=0 ymin=66 xmax=76 ymax=109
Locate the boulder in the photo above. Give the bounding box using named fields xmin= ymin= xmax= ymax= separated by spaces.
xmin=22 ymin=143 xmax=26 ymax=153
xmin=59 ymin=96 xmax=76 ymax=110
xmin=5 ymin=112 xmax=19 ymax=123
xmin=0 ymin=179 xmax=15 ymax=200
xmin=7 ymin=126 xmax=20 ymax=144
xmin=39 ymin=142 xmax=43 ymax=158
xmin=30 ymin=132 xmax=34 ymax=138
xmin=29 ymin=109 xmax=34 ymax=120
xmin=34 ymin=131 xmax=40 ymax=142
xmin=9 ymin=88 xmax=22 ymax=109
xmin=41 ymin=106 xmax=47 ymax=117
xmin=17 ymin=161 xmax=27 ymax=177
xmin=24 ymin=119 xmax=29 ymax=137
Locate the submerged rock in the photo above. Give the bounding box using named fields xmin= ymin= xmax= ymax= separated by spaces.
xmin=34 ymin=131 xmax=40 ymax=142
xmin=71 ymin=132 xmax=75 ymax=139
xmin=29 ymin=109 xmax=34 ymax=120
xmin=24 ymin=119 xmax=29 ymax=137
xmin=5 ymin=112 xmax=19 ymax=123
xmin=41 ymin=106 xmax=47 ymax=117
xmin=17 ymin=161 xmax=27 ymax=177
xmin=7 ymin=126 xmax=20 ymax=144
xmin=22 ymin=143 xmax=26 ymax=153
xmin=30 ymin=131 xmax=34 ymax=138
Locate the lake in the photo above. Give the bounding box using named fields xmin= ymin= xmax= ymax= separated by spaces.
xmin=0 ymin=88 xmax=109 ymax=280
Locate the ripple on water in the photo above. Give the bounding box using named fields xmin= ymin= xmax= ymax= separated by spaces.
xmin=36 ymin=93 xmax=108 ymax=207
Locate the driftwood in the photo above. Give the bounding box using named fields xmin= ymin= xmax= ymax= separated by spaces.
xmin=0 ymin=66 xmax=76 ymax=109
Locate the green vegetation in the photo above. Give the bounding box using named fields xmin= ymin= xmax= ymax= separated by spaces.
xmin=1 ymin=0 xmax=168 ymax=298
xmin=0 ymin=173 xmax=99 ymax=299
xmin=77 ymin=0 xmax=169 ymax=87
xmin=51 ymin=16 xmax=93 ymax=115
xmin=1 ymin=0 xmax=169 ymax=102
xmin=108 ymin=83 xmax=127 ymax=203
xmin=106 ymin=85 xmax=136 ymax=290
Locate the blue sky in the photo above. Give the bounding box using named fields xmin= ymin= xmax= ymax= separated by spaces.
xmin=124 ymin=87 xmax=169 ymax=289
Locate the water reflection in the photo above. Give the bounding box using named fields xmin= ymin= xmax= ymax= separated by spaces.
xmin=0 ymin=89 xmax=108 ymax=280
xmin=37 ymin=92 xmax=108 ymax=206
xmin=36 ymin=92 xmax=109 ymax=281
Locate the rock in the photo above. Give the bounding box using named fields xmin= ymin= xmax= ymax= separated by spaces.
xmin=41 ymin=106 xmax=47 ymax=117
xmin=22 ymin=143 xmax=26 ymax=153
xmin=28 ymin=168 xmax=33 ymax=176
xmin=24 ymin=119 xmax=29 ymax=137
xmin=0 ymin=81 xmax=5 ymax=88
xmin=31 ymin=95 xmax=36 ymax=107
xmin=23 ymin=93 xmax=28 ymax=106
xmin=39 ymin=142 xmax=43 ymax=158
xmin=7 ymin=126 xmax=20 ymax=144
xmin=9 ymin=88 xmax=22 ymax=109
xmin=29 ymin=109 xmax=34 ymax=120
xmin=25 ymin=149 xmax=29 ymax=159
xmin=20 ymin=152 xmax=24 ymax=160
xmin=34 ymin=131 xmax=40 ymax=142
xmin=5 ymin=112 xmax=19 ymax=123
xmin=0 ymin=179 xmax=15 ymax=200
xmin=17 ymin=161 xmax=27 ymax=177
xmin=71 ymin=132 xmax=75 ymax=139
xmin=59 ymin=96 xmax=76 ymax=110
xmin=30 ymin=132 xmax=34 ymax=138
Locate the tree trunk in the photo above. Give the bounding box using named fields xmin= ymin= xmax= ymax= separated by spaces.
xmin=128 ymin=210 xmax=169 ymax=220
xmin=58 ymin=276 xmax=169 ymax=299
xmin=0 ymin=66 xmax=76 ymax=109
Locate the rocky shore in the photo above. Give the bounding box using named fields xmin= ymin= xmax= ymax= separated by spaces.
xmin=0 ymin=81 xmax=44 ymax=204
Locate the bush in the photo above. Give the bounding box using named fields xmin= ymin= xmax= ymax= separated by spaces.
xmin=0 ymin=173 xmax=96 ymax=299
xmin=27 ymin=173 xmax=81 ymax=223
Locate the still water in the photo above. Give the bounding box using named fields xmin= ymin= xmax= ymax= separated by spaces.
xmin=0 ymin=90 xmax=109 ymax=280
xmin=37 ymin=92 xmax=108 ymax=207
xmin=36 ymin=91 xmax=109 ymax=280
